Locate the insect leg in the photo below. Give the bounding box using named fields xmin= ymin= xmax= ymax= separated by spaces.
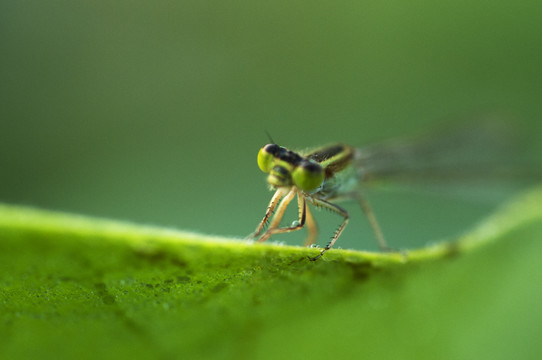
xmin=303 ymin=205 xmax=318 ymax=247
xmin=353 ymin=192 xmax=390 ymax=251
xmin=249 ymin=188 xmax=284 ymax=238
xmin=307 ymin=198 xmax=349 ymax=261
xmin=257 ymin=190 xmax=306 ymax=243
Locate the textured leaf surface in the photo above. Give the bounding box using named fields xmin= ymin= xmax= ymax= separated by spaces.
xmin=1 ymin=187 xmax=542 ymax=360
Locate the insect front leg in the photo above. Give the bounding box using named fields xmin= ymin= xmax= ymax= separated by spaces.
xmin=257 ymin=190 xmax=306 ymax=243
xmin=249 ymin=188 xmax=284 ymax=239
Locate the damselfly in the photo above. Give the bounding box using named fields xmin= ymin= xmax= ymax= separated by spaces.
xmin=249 ymin=122 xmax=527 ymax=260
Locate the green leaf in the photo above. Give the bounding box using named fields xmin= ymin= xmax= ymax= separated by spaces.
xmin=1 ymin=187 xmax=542 ymax=360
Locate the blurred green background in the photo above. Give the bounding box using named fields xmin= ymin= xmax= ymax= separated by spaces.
xmin=1 ymin=0 xmax=541 ymax=251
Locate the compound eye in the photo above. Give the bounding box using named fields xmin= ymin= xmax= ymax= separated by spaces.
xmin=292 ymin=160 xmax=324 ymax=192
xmin=257 ymin=144 xmax=280 ymax=173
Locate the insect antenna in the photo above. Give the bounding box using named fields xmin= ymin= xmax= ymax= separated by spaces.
xmin=264 ymin=130 xmax=276 ymax=144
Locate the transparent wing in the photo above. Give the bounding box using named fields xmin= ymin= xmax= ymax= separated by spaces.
xmin=355 ymin=120 xmax=540 ymax=185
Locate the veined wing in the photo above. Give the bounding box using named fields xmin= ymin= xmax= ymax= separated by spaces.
xmin=354 ymin=121 xmax=539 ymax=185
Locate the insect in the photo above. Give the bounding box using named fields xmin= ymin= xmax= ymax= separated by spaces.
xmin=249 ymin=121 xmax=523 ymax=260
xmin=250 ymin=141 xmax=390 ymax=261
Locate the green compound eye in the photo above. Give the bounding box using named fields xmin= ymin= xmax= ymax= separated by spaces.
xmin=292 ymin=160 xmax=324 ymax=192
xmin=257 ymin=144 xmax=280 ymax=173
